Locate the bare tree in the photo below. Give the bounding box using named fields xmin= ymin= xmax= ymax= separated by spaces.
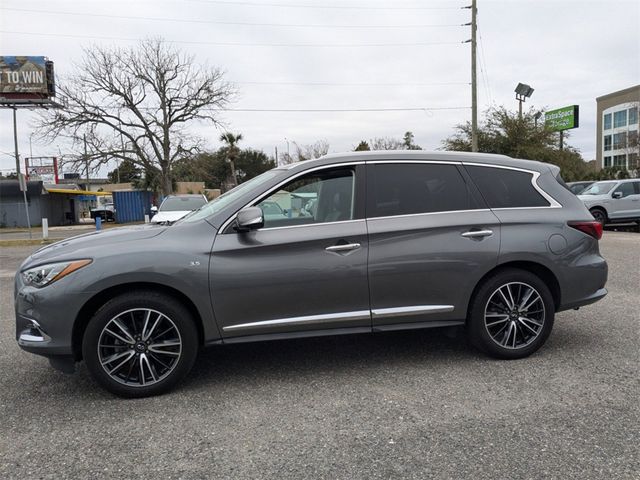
xmin=279 ymin=139 xmax=329 ymax=164
xmin=369 ymin=136 xmax=405 ymax=150
xmin=36 ymin=38 xmax=235 ymax=195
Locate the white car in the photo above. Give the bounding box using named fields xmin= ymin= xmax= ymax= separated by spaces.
xmin=150 ymin=194 xmax=208 ymax=224
xmin=578 ymin=179 xmax=640 ymax=225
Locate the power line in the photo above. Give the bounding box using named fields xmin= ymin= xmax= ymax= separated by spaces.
xmin=234 ymin=81 xmax=470 ymax=87
xmin=1 ymin=30 xmax=466 ymax=48
xmin=0 ymin=7 xmax=465 ymax=29
xmin=184 ymin=0 xmax=466 ymax=11
xmin=220 ymin=107 xmax=471 ymax=112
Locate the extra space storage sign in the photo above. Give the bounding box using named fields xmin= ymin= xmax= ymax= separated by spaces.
xmin=545 ymin=105 xmax=580 ymax=132
xmin=0 ymin=56 xmax=48 ymax=94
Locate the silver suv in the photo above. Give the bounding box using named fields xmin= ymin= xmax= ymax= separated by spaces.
xmin=15 ymin=151 xmax=608 ymax=397
xmin=577 ymin=179 xmax=640 ymax=225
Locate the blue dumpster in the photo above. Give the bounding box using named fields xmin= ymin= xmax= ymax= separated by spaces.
xmin=112 ymin=190 xmax=153 ymax=223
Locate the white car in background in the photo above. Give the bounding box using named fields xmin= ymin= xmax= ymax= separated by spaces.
xmin=150 ymin=194 xmax=208 ymax=224
xmin=578 ymin=179 xmax=640 ymax=225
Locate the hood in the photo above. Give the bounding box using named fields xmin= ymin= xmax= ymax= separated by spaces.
xmin=150 ymin=211 xmax=191 ymax=223
xmin=24 ymin=224 xmax=168 ymax=267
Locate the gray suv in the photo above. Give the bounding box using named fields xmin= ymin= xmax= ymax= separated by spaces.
xmin=15 ymin=152 xmax=608 ymax=397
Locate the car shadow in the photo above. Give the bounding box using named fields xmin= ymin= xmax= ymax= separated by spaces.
xmin=184 ymin=327 xmax=476 ymax=391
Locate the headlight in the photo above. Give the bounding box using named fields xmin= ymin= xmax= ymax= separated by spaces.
xmin=21 ymin=259 xmax=92 ymax=288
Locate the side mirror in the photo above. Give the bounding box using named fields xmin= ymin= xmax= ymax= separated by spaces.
xmin=235 ymin=206 xmax=264 ymax=232
xmin=612 ymin=191 xmax=623 ymax=199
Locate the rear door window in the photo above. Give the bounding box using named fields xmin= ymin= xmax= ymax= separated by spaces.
xmin=465 ymin=165 xmax=550 ymax=208
xmin=367 ymin=163 xmax=481 ymax=218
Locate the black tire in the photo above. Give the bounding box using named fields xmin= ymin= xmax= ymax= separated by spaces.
xmin=590 ymin=207 xmax=607 ymax=226
xmin=466 ymin=268 xmax=555 ymax=359
xmin=82 ymin=290 xmax=199 ymax=398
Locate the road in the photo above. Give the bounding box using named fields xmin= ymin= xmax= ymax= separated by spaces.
xmin=0 ymin=232 xmax=638 ymax=479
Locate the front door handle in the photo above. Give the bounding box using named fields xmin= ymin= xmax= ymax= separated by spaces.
xmin=325 ymin=243 xmax=361 ymax=253
xmin=461 ymin=229 xmax=493 ymax=238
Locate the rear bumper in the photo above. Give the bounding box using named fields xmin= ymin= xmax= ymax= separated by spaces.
xmin=558 ymin=287 xmax=607 ymax=311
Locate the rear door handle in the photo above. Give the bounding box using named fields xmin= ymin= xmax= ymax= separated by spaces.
xmin=461 ymin=229 xmax=493 ymax=238
xmin=325 ymin=243 xmax=361 ymax=252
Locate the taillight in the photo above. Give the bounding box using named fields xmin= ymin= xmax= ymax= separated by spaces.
xmin=568 ymin=221 xmax=603 ymax=240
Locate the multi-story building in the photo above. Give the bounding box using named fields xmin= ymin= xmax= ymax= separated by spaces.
xmin=596 ymin=85 xmax=639 ymax=173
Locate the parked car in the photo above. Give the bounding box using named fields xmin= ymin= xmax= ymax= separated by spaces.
xmin=566 ymin=181 xmax=594 ymax=195
xmin=150 ymin=194 xmax=208 ymax=224
xmin=577 ymin=179 xmax=640 ymax=225
xmin=90 ymin=203 xmax=115 ymax=222
xmin=15 ymin=151 xmax=608 ymax=397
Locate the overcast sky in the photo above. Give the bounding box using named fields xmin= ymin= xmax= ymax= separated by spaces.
xmin=1 ymin=0 xmax=639 ymax=176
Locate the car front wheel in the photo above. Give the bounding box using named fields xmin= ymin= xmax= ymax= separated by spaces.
xmin=82 ymin=291 xmax=199 ymax=397
xmin=467 ymin=269 xmax=555 ymax=359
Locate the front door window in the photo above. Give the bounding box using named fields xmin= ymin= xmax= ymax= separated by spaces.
xmin=256 ymin=168 xmax=355 ymax=229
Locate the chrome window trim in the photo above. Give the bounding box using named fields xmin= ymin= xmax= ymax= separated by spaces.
xmin=367 ymin=159 xmax=462 ymax=165
xmin=461 ymin=162 xmax=562 ymax=208
xmin=220 ymin=161 xmax=364 ymax=233
xmin=223 ymin=310 xmax=371 ymax=332
xmin=371 ymin=305 xmax=454 ymax=319
xmin=366 ymin=208 xmax=492 ymax=222
xmin=249 ymin=218 xmax=366 ymax=232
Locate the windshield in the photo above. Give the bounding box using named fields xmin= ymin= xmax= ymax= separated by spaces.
xmin=580 ymin=182 xmax=617 ymax=195
xmin=182 ymin=170 xmax=281 ymax=223
xmin=160 ymin=196 xmax=207 ymax=212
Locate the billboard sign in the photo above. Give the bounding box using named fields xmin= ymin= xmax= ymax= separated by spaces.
xmin=0 ymin=56 xmax=49 ymax=94
xmin=545 ymin=105 xmax=579 ymax=132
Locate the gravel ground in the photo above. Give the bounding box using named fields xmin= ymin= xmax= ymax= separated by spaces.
xmin=0 ymin=232 xmax=638 ymax=479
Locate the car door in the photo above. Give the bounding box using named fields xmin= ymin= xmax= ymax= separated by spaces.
xmin=209 ymin=164 xmax=371 ymax=338
xmin=609 ymin=181 xmax=640 ymax=219
xmin=366 ymin=161 xmax=501 ymax=330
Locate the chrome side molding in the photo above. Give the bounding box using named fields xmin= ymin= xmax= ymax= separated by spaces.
xmin=223 ymin=305 xmax=455 ymax=331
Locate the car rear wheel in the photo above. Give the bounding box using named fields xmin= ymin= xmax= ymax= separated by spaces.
xmin=467 ymin=269 xmax=555 ymax=359
xmin=82 ymin=291 xmax=198 ymax=397
xmin=590 ymin=208 xmax=607 ymax=225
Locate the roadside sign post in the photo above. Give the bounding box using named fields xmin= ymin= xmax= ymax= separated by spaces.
xmin=42 ymin=218 xmax=48 ymax=240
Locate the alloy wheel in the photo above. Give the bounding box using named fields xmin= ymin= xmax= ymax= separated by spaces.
xmin=97 ymin=308 xmax=182 ymax=387
xmin=484 ymin=282 xmax=545 ymax=350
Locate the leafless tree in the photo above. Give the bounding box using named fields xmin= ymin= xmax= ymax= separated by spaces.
xmin=279 ymin=139 xmax=330 ymax=164
xmin=36 ymin=38 xmax=235 ymax=194
xmin=369 ymin=137 xmax=405 ymax=150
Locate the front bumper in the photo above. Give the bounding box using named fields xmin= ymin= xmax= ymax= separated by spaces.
xmin=14 ymin=271 xmax=90 ymax=359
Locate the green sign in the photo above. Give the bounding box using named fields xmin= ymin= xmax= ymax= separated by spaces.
xmin=545 ymin=105 xmax=579 ymax=131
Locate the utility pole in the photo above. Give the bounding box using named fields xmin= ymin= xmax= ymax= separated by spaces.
xmin=12 ymin=108 xmax=33 ymax=238
xmin=470 ymin=0 xmax=478 ymax=152
xmin=84 ymin=134 xmax=89 ymax=188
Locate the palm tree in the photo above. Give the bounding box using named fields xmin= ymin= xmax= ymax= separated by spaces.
xmin=219 ymin=132 xmax=243 ymax=188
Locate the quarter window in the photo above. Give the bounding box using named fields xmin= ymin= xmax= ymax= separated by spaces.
xmin=603 ymin=113 xmax=612 ymax=130
xmin=256 ymin=167 xmax=355 ymax=228
xmin=465 ymin=166 xmax=550 ymax=208
xmin=367 ymin=163 xmax=479 ymax=218
xmin=613 ymin=110 xmax=627 ymax=128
